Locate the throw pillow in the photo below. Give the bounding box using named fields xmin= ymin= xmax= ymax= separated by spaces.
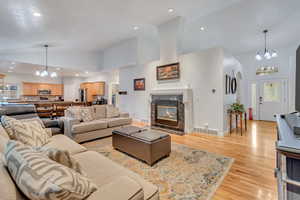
xmin=67 ymin=107 xmax=82 ymax=121
xmin=106 ymin=105 xmax=120 ymax=118
xmin=1 ymin=116 xmax=16 ymax=139
xmin=4 ymin=141 xmax=98 ymax=200
xmin=80 ymin=107 xmax=94 ymax=122
xmin=20 ymin=117 xmax=46 ymax=128
xmin=2 ymin=116 xmax=50 ymax=147
xmin=35 ymin=146 xmax=84 ymax=175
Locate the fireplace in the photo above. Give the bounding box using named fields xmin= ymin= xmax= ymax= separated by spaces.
xmin=151 ymin=95 xmax=184 ymax=135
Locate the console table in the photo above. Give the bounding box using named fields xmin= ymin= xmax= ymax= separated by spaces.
xmin=228 ymin=111 xmax=247 ymax=136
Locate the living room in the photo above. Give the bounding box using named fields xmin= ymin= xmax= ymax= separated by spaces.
xmin=0 ymin=0 xmax=300 ymax=200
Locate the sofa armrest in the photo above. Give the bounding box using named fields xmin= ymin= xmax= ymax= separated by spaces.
xmin=63 ymin=118 xmax=80 ymax=139
xmin=87 ymin=176 xmax=144 ymax=200
xmin=119 ymin=112 xmax=130 ymax=118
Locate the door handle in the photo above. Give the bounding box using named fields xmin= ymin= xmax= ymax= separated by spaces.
xmin=259 ymin=97 xmax=263 ymax=105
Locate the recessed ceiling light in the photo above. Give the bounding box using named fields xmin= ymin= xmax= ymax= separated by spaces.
xmin=33 ymin=12 xmax=41 ymax=17
xmin=133 ymin=26 xmax=139 ymax=31
xmin=168 ymin=8 xmax=174 ymax=13
xmin=75 ymin=73 xmax=79 ymax=77
xmin=85 ymin=71 xmax=89 ymax=74
xmin=200 ymin=26 xmax=205 ymax=31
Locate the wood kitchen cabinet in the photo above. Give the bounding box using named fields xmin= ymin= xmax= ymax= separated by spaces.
xmin=80 ymin=81 xmax=105 ymax=102
xmin=22 ymin=82 xmax=63 ymax=96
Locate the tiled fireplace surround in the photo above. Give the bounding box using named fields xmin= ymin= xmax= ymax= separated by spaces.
xmin=149 ymin=88 xmax=193 ymax=135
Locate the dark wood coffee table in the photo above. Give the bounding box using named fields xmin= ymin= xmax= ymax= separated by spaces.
xmin=112 ymin=126 xmax=171 ymax=166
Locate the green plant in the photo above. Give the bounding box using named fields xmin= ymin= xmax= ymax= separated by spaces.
xmin=230 ymin=103 xmax=245 ymax=113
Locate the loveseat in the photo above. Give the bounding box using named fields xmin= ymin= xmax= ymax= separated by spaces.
xmin=0 ymin=123 xmax=159 ymax=200
xmin=64 ymin=105 xmax=132 ymax=143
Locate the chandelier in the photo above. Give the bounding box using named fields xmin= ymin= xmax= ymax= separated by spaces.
xmin=255 ymin=30 xmax=278 ymax=61
xmin=35 ymin=45 xmax=57 ymax=78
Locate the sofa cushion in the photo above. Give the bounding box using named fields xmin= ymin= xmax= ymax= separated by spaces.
xmin=73 ymin=151 xmax=158 ymax=200
xmin=72 ymin=120 xmax=108 ymax=134
xmin=4 ymin=141 xmax=98 ymax=200
xmin=2 ymin=116 xmax=50 ymax=147
xmin=106 ymin=105 xmax=120 ymax=118
xmin=45 ymin=134 xmax=87 ymax=155
xmin=88 ymin=176 xmax=144 ymax=200
xmin=107 ymin=117 xmax=132 ymax=128
xmin=93 ymin=105 xmax=106 ymax=119
xmin=0 ymin=153 xmax=25 ymax=200
xmin=80 ymin=107 xmax=94 ymax=122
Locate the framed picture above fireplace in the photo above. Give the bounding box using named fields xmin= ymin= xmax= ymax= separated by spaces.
xmin=157 ymin=63 xmax=180 ymax=81
xmin=134 ymin=78 xmax=146 ymax=91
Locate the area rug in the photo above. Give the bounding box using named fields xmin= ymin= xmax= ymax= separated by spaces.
xmin=85 ymin=142 xmax=233 ymax=200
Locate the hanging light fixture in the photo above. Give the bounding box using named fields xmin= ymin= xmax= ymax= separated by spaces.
xmin=35 ymin=45 xmax=57 ymax=78
xmin=255 ymin=30 xmax=278 ymax=61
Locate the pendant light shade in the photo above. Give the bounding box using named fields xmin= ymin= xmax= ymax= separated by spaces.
xmin=255 ymin=30 xmax=278 ymax=61
xmin=35 ymin=45 xmax=58 ymax=78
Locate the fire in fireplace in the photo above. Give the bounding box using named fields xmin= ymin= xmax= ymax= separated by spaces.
xmin=157 ymin=105 xmax=177 ymax=122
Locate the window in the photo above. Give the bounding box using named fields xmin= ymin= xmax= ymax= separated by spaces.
xmin=263 ymin=82 xmax=280 ymax=102
xmin=251 ymin=83 xmax=257 ymax=116
xmin=0 ymin=83 xmax=19 ymax=100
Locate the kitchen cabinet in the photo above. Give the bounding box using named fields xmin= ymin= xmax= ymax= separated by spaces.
xmin=80 ymin=81 xmax=105 ymax=102
xmin=22 ymin=82 xmax=63 ymax=96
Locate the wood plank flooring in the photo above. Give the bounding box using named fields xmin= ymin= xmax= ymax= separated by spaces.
xmin=132 ymin=120 xmax=277 ymax=200
xmin=170 ymin=120 xmax=277 ymax=200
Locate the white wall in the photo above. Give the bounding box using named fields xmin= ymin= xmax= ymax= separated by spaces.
xmin=103 ymin=38 xmax=138 ymax=70
xmin=62 ymin=77 xmax=85 ymax=101
xmin=3 ymin=73 xmax=63 ymax=97
xmin=237 ymin=45 xmax=297 ymax=114
xmin=119 ymin=48 xmax=226 ymax=134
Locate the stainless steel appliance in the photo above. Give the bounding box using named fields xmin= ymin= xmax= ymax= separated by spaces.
xmin=79 ymin=88 xmax=87 ymax=102
xmin=38 ymin=90 xmax=51 ymax=95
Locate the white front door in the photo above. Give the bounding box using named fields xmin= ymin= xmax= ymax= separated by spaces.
xmin=258 ymin=79 xmax=288 ymax=121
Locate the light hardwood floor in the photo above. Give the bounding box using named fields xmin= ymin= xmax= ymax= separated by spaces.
xmin=132 ymin=120 xmax=278 ymax=200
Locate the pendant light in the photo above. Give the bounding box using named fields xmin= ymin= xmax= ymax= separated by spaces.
xmin=255 ymin=30 xmax=278 ymax=61
xmin=35 ymin=45 xmax=57 ymax=78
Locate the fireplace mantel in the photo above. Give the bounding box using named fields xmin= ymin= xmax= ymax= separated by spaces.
xmin=149 ymin=88 xmax=193 ymax=134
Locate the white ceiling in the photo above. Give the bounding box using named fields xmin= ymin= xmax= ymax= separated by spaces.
xmin=0 ymin=0 xmax=240 ymax=53
xmin=182 ymin=0 xmax=300 ymax=54
xmin=0 ymin=60 xmax=91 ymax=77
xmin=0 ymin=0 xmax=300 ymax=73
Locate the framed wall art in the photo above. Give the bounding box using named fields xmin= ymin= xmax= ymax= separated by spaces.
xmin=156 ymin=63 xmax=180 ymax=81
xmin=134 ymin=78 xmax=146 ymax=91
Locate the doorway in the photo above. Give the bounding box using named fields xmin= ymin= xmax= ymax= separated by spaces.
xmin=250 ymin=79 xmax=288 ymax=121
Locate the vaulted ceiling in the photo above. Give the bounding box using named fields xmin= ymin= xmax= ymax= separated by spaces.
xmin=0 ymin=0 xmax=299 ymax=72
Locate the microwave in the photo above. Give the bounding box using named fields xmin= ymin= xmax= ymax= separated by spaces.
xmin=38 ymin=90 xmax=51 ymax=95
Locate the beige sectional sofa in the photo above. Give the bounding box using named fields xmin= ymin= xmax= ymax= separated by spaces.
xmin=0 ymin=124 xmax=159 ymax=200
xmin=64 ymin=105 xmax=132 ymax=143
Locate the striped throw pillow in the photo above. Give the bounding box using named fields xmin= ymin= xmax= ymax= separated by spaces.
xmin=35 ymin=146 xmax=84 ymax=175
xmin=4 ymin=140 xmax=98 ymax=200
xmin=1 ymin=116 xmax=50 ymax=147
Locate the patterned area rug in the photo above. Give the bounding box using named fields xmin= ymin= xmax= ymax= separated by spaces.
xmin=85 ymin=141 xmax=233 ymax=200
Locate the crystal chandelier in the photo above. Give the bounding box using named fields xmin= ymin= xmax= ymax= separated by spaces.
xmin=255 ymin=30 xmax=278 ymax=61
xmin=35 ymin=45 xmax=57 ymax=78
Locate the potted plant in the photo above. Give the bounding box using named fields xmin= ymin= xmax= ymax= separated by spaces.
xmin=229 ymin=103 xmax=245 ymax=113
